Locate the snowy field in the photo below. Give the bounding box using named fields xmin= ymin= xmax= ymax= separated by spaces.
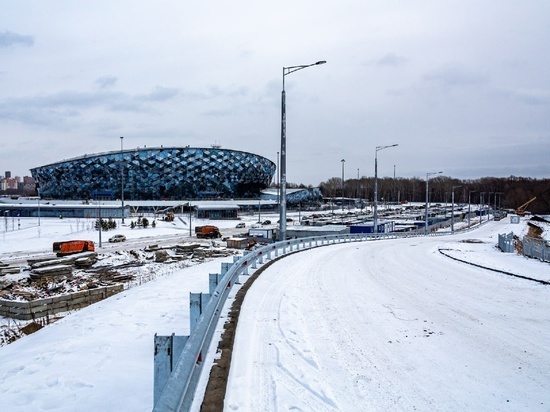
xmin=0 ymin=212 xmax=549 ymax=411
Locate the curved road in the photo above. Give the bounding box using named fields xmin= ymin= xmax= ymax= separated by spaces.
xmin=225 ymin=234 xmax=550 ymax=411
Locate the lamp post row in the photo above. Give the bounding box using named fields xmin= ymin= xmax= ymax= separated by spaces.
xmin=425 ymin=171 xmax=443 ymax=235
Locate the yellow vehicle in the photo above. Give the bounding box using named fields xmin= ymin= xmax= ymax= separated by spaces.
xmin=516 ymin=188 xmax=550 ymax=215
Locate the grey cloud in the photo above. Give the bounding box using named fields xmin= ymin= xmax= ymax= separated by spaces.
xmin=95 ymin=76 xmax=118 ymax=89
xmin=202 ymin=109 xmax=232 ymax=117
xmin=504 ymin=88 xmax=550 ymax=106
xmin=423 ymin=64 xmax=488 ymax=86
xmin=0 ymin=85 xmax=181 ymax=127
xmin=377 ymin=53 xmax=408 ymax=67
xmin=0 ymin=31 xmax=34 ymax=47
xmin=140 ymin=86 xmax=179 ymax=102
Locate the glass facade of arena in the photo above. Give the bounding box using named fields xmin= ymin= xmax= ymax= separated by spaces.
xmin=31 ymin=147 xmax=276 ymax=200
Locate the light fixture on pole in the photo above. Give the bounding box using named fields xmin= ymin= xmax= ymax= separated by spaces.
xmin=451 ymin=185 xmax=462 ymax=233
xmin=120 ymin=136 xmax=125 ymax=224
xmin=424 ymin=171 xmax=442 ymax=235
xmin=374 ymin=144 xmax=398 ymax=234
xmin=341 ymin=159 xmax=345 ymax=211
xmin=279 ymin=60 xmax=326 ymax=241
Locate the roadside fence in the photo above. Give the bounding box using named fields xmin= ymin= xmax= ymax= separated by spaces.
xmin=522 ymin=236 xmax=550 ymax=263
xmin=498 ymin=232 xmax=515 ymax=253
xmin=152 ymin=218 xmax=495 ymax=411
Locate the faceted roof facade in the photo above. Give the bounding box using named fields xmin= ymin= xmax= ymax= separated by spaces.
xmin=31 ymin=147 xmax=276 ymax=200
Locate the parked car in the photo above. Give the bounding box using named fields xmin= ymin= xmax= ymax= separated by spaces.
xmin=262 ymin=220 xmax=271 ymax=225
xmin=235 ymin=222 xmax=246 ymax=228
xmin=108 ymin=234 xmax=127 ymax=243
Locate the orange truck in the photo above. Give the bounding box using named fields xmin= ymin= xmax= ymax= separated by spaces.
xmin=53 ymin=240 xmax=96 ymax=256
xmin=194 ymin=225 xmax=221 ymax=239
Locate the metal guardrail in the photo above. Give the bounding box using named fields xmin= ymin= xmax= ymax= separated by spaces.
xmin=523 ymin=235 xmax=550 ymax=263
xmin=152 ymin=218 xmax=493 ymax=411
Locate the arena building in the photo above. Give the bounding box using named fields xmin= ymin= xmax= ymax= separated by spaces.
xmin=30 ymin=147 xmax=276 ymax=200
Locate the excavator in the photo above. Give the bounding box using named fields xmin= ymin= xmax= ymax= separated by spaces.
xmin=516 ymin=188 xmax=550 ymax=216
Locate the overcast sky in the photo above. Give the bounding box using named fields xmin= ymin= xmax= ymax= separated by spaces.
xmin=1 ymin=1 xmax=549 ymax=186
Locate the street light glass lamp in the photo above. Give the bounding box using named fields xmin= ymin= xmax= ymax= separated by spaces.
xmin=279 ymin=59 xmax=326 ymax=241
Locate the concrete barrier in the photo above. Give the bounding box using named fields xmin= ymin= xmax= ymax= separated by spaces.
xmin=0 ymin=284 xmax=123 ymax=320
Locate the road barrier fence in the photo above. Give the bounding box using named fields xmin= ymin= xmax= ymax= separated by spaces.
xmin=152 ymin=218 xmax=497 ymax=411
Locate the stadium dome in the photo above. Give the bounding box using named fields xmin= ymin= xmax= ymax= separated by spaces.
xmin=31 ymin=147 xmax=276 ymax=200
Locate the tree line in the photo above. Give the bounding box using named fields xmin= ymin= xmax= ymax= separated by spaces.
xmin=315 ymin=176 xmax=550 ymax=214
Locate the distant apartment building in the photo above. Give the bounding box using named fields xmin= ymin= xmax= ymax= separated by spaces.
xmin=0 ymin=172 xmax=36 ymax=195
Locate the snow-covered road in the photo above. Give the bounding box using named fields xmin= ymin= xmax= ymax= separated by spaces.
xmin=225 ymin=226 xmax=550 ymax=411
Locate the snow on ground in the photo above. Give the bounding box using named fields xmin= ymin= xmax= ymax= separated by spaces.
xmin=225 ymin=218 xmax=550 ymax=411
xmin=0 ymin=212 xmax=549 ymax=411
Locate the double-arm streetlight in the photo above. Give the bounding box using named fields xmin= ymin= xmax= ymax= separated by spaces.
xmin=374 ymin=144 xmax=398 ymax=234
xmin=424 ymin=171 xmax=442 ymax=234
xmin=279 ymin=60 xmax=326 ymax=241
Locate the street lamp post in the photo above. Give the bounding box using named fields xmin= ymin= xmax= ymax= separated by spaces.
xmin=393 ymin=164 xmax=396 ymax=203
xmin=279 ymin=60 xmax=326 ymax=241
xmin=425 ymin=171 xmax=442 ymax=235
xmin=484 ymin=192 xmax=487 ymax=226
xmin=98 ymin=200 xmax=102 ymax=247
xmin=356 ymin=168 xmax=359 ymax=200
xmin=451 ymin=185 xmax=462 ymax=233
xmin=276 ymin=151 xmax=279 ymax=208
xmin=258 ymin=200 xmax=261 ymax=223
xmin=189 ymin=201 xmax=192 ymax=237
xmin=374 ymin=144 xmax=398 ymax=234
xmin=120 ymin=136 xmax=125 ymax=224
xmin=495 ymin=192 xmax=503 ymax=211
xmin=468 ymin=190 xmax=477 ymax=228
xmin=341 ymin=159 xmax=345 ymax=211
xmin=36 ymin=183 xmax=41 ymax=228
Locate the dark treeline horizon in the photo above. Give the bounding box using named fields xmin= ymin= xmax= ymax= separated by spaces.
xmin=281 ymin=176 xmax=550 ymax=214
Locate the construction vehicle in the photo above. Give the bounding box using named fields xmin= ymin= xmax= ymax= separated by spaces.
xmin=195 ymin=225 xmax=221 ymax=239
xmin=516 ymin=188 xmax=550 ymax=216
xmin=163 ymin=211 xmax=175 ymax=222
xmin=53 ymin=240 xmax=95 ymax=256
